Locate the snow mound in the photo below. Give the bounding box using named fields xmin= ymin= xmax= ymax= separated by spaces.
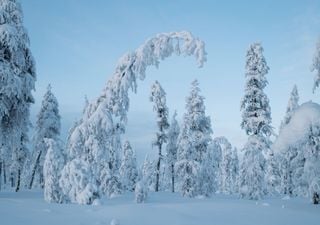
xmin=274 ymin=101 xmax=320 ymax=152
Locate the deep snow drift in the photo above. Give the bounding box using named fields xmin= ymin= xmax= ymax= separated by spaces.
xmin=274 ymin=101 xmax=320 ymax=152
xmin=0 ymin=190 xmax=319 ymax=225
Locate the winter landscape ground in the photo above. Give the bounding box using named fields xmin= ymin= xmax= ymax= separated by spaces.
xmin=1 ymin=190 xmax=319 ymax=225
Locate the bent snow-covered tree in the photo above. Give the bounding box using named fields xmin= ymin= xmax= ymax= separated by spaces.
xmin=150 ymin=80 xmax=169 ymax=192
xmin=64 ymin=31 xmax=207 ymax=204
xmin=0 ymin=0 xmax=36 ymax=192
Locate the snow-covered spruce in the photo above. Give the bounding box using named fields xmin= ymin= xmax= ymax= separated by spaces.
xmin=239 ymin=135 xmax=267 ymax=200
xmin=279 ymin=85 xmax=299 ymax=133
xmin=273 ymin=102 xmax=320 ymax=197
xmin=240 ymin=43 xmax=272 ymax=200
xmin=305 ymin=123 xmax=320 ymax=204
xmin=214 ymin=137 xmax=239 ymax=194
xmin=0 ymin=0 xmax=36 ymax=192
xmin=150 ymin=80 xmax=169 ymax=192
xmin=166 ymin=111 xmax=180 ymax=192
xmin=119 ymin=141 xmax=138 ymax=192
xmin=141 ymin=155 xmax=157 ymax=191
xmin=311 ymin=38 xmax=320 ymax=93
xmin=29 ymin=84 xmax=61 ymax=189
xmin=135 ymin=181 xmax=148 ymax=203
xmin=64 ymin=31 xmax=206 ymax=204
xmin=43 ymin=138 xmax=65 ymax=203
xmin=176 ymin=80 xmax=215 ymax=197
xmin=240 ymin=42 xmax=272 ymax=138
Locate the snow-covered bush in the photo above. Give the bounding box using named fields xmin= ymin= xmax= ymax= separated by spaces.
xmin=43 ymin=138 xmax=65 ymax=203
xmin=59 ymin=158 xmax=99 ymax=204
xmin=135 ymin=181 xmax=148 ymax=203
xmin=119 ymin=141 xmax=138 ymax=192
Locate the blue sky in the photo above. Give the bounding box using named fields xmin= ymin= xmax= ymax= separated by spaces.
xmin=21 ymin=0 xmax=320 ymax=161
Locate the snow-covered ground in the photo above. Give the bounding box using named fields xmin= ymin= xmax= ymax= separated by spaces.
xmin=1 ymin=190 xmax=319 ymax=225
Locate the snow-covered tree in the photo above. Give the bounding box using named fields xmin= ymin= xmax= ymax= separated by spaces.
xmin=166 ymin=111 xmax=180 ymax=192
xmin=265 ymin=148 xmax=281 ymax=195
xmin=59 ymin=158 xmax=99 ymax=205
xmin=63 ymin=31 xmax=206 ymax=203
xmin=241 ymin=42 xmax=272 ymax=138
xmin=141 ymin=155 xmax=156 ymax=191
xmin=231 ymin=147 xmax=239 ymax=193
xmin=311 ymin=38 xmax=320 ymax=93
xmin=214 ymin=137 xmax=234 ymax=194
xmin=0 ymin=0 xmax=36 ymax=192
xmin=304 ymin=123 xmax=320 ymax=204
xmin=239 ymin=136 xmax=266 ymax=200
xmin=43 ymin=138 xmax=65 ymax=203
xmin=135 ymin=181 xmax=148 ymax=203
xmin=239 ymin=43 xmax=272 ymax=200
xmin=279 ymin=85 xmax=299 ymax=132
xmin=119 ymin=141 xmax=138 ymax=192
xmin=176 ymin=80 xmax=214 ymax=197
xmin=150 ymin=80 xmax=169 ymax=192
xmin=29 ymin=84 xmax=61 ymax=189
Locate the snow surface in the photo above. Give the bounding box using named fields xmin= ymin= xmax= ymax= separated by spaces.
xmin=0 ymin=190 xmax=319 ymax=225
xmin=274 ymin=101 xmax=320 ymax=152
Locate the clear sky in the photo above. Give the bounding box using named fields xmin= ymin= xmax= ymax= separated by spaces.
xmin=21 ymin=0 xmax=320 ymax=161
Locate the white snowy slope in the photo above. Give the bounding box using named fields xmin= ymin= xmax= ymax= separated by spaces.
xmin=0 ymin=190 xmax=319 ymax=225
xmin=274 ymin=101 xmax=320 ymax=152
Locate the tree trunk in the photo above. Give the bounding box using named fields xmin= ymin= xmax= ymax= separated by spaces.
xmin=0 ymin=161 xmax=2 ymax=190
xmin=313 ymin=192 xmax=319 ymax=204
xmin=15 ymin=169 xmax=21 ymax=192
xmin=155 ymin=143 xmax=162 ymax=192
xmin=10 ymin=173 xmax=14 ymax=188
xmin=3 ymin=162 xmax=6 ymax=185
xmin=171 ymin=163 xmax=175 ymax=193
xmin=29 ymin=151 xmax=42 ymax=189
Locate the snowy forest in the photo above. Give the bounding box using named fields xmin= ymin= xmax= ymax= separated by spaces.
xmin=0 ymin=1 xmax=320 ymax=225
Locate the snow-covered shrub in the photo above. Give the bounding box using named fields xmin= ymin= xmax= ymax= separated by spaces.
xmin=59 ymin=158 xmax=99 ymax=204
xmin=43 ymin=139 xmax=65 ymax=203
xmin=119 ymin=141 xmax=138 ymax=192
xmin=135 ymin=181 xmax=148 ymax=203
